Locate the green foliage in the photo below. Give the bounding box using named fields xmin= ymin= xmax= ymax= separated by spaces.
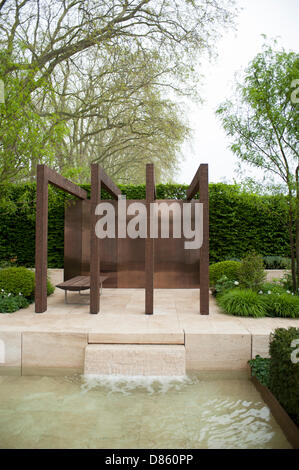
xmin=263 ymin=293 xmax=299 ymax=318
xmin=0 ymin=267 xmax=35 ymax=298
xmin=239 ymin=252 xmax=266 ymax=290
xmin=0 ymin=267 xmax=54 ymax=300
xmin=280 ymin=272 xmax=294 ymax=292
xmin=0 ymin=66 xmax=67 ymax=185
xmin=0 ymin=0 xmax=235 ymax=185
xmin=217 ymin=42 xmax=299 ymax=293
xmin=209 ymin=260 xmax=241 ymax=286
xmin=217 ymin=288 xmax=268 ymax=318
xmin=0 ymin=289 xmax=30 ymax=313
xmin=208 ymin=183 xmax=291 ymax=263
xmin=263 ymin=256 xmax=291 ymax=270
xmin=212 ymin=275 xmax=239 ymax=297
xmin=259 ymin=281 xmax=287 ymax=295
xmin=217 ymin=284 xmax=299 ymax=319
xmin=269 ymin=328 xmax=299 ymax=426
xmin=248 ymin=355 xmax=271 ymax=387
xmin=0 ymin=182 xmax=293 ymax=268
xmin=47 ymin=279 xmax=55 ymax=296
xmin=217 ymin=43 xmax=299 ymax=183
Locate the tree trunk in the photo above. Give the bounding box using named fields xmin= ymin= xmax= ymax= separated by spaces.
xmin=288 ymin=189 xmax=297 ymax=293
xmin=296 ymin=165 xmax=299 ymax=295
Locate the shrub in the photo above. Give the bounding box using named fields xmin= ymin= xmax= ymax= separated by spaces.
xmin=212 ymin=275 xmax=239 ymax=296
xmin=0 ymin=290 xmax=30 ymax=313
xmin=269 ymin=327 xmax=299 ymax=427
xmin=0 ymin=267 xmax=35 ymax=297
xmin=259 ymin=281 xmax=287 ymax=295
xmin=248 ymin=355 xmax=271 ymax=387
xmin=209 ymin=261 xmax=241 ymax=286
xmin=47 ymin=279 xmax=55 ymax=296
xmin=263 ymin=293 xmax=299 ymax=318
xmin=239 ymin=252 xmax=266 ymax=290
xmin=0 ymin=267 xmax=55 ymax=299
xmin=280 ymin=272 xmax=294 ymax=292
xmin=217 ymin=288 xmax=267 ymax=317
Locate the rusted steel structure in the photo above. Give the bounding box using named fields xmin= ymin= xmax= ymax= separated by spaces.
xmin=35 ymin=165 xmax=88 ymax=313
xmin=35 ymin=163 xmax=209 ymax=315
xmin=145 ymin=163 xmax=156 ymax=314
xmin=186 ymin=164 xmax=209 ymax=315
xmin=89 ymin=164 xmax=121 ymax=314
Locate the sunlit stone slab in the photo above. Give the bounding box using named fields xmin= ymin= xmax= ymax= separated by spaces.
xmin=88 ymin=331 xmax=184 ymax=344
xmin=0 ymin=331 xmax=21 ymax=375
xmin=185 ymin=332 xmax=251 ymax=370
xmin=252 ymin=334 xmax=271 ymax=358
xmin=84 ymin=344 xmax=186 ymax=376
xmin=22 ymin=332 xmax=87 ymax=375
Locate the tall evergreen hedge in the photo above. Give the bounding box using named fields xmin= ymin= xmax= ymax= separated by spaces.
xmin=0 ymin=182 xmax=291 ymax=267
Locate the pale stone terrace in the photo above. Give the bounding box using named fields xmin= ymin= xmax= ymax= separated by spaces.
xmin=0 ymin=269 xmax=298 ymax=375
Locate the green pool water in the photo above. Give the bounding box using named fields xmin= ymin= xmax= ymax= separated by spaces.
xmin=0 ymin=371 xmax=292 ymax=449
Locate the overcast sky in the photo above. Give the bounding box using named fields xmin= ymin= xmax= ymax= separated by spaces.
xmin=177 ymin=0 xmax=299 ymax=185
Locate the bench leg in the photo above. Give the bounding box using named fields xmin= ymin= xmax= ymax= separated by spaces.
xmin=63 ymin=285 xmax=103 ymax=306
xmin=64 ymin=290 xmax=90 ymax=305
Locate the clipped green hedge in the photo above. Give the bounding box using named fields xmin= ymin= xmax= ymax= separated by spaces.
xmin=269 ymin=328 xmax=299 ymax=426
xmin=0 ymin=182 xmax=292 ymax=267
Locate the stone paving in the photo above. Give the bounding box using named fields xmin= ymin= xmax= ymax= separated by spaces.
xmin=0 ymin=269 xmax=298 ymax=375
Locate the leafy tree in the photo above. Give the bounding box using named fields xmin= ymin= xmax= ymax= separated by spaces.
xmin=217 ymin=42 xmax=299 ymax=292
xmin=0 ymin=54 xmax=66 ymax=184
xmin=0 ymin=0 xmax=237 ymax=183
xmin=35 ymin=46 xmax=189 ymax=183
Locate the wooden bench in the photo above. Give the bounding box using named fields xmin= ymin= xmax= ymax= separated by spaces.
xmin=56 ymin=275 xmax=109 ymax=304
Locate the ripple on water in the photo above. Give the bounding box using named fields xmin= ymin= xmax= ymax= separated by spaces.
xmin=0 ymin=372 xmax=292 ymax=449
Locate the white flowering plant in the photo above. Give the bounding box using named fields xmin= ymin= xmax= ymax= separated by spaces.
xmin=212 ymin=275 xmax=240 ymax=297
xmin=0 ymin=288 xmax=29 ymax=313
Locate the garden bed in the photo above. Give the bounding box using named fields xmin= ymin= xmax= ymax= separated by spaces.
xmin=249 ymin=327 xmax=299 ymax=449
xmin=251 ymin=376 xmax=299 ymax=449
xmin=210 ymin=255 xmax=299 ymax=319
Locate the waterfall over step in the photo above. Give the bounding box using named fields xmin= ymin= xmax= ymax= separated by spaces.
xmin=84 ymin=344 xmax=186 ymax=376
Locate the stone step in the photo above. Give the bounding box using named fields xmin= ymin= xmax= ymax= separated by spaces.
xmin=84 ymin=344 xmax=186 ymax=376
xmin=88 ymin=331 xmax=184 ymax=345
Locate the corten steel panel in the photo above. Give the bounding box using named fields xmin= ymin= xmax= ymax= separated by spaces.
xmin=116 ymin=199 xmax=146 ymax=288
xmin=65 ymin=199 xmax=201 ymax=289
xmin=117 ymin=200 xmax=200 ymax=288
xmin=154 ymin=200 xmax=200 ymax=289
xmin=64 ymin=199 xmax=83 ymax=282
xmin=81 ymin=199 xmax=91 ymax=276
xmin=65 ymin=199 xmax=118 ymax=288
xmin=99 ymin=199 xmax=118 ymax=287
